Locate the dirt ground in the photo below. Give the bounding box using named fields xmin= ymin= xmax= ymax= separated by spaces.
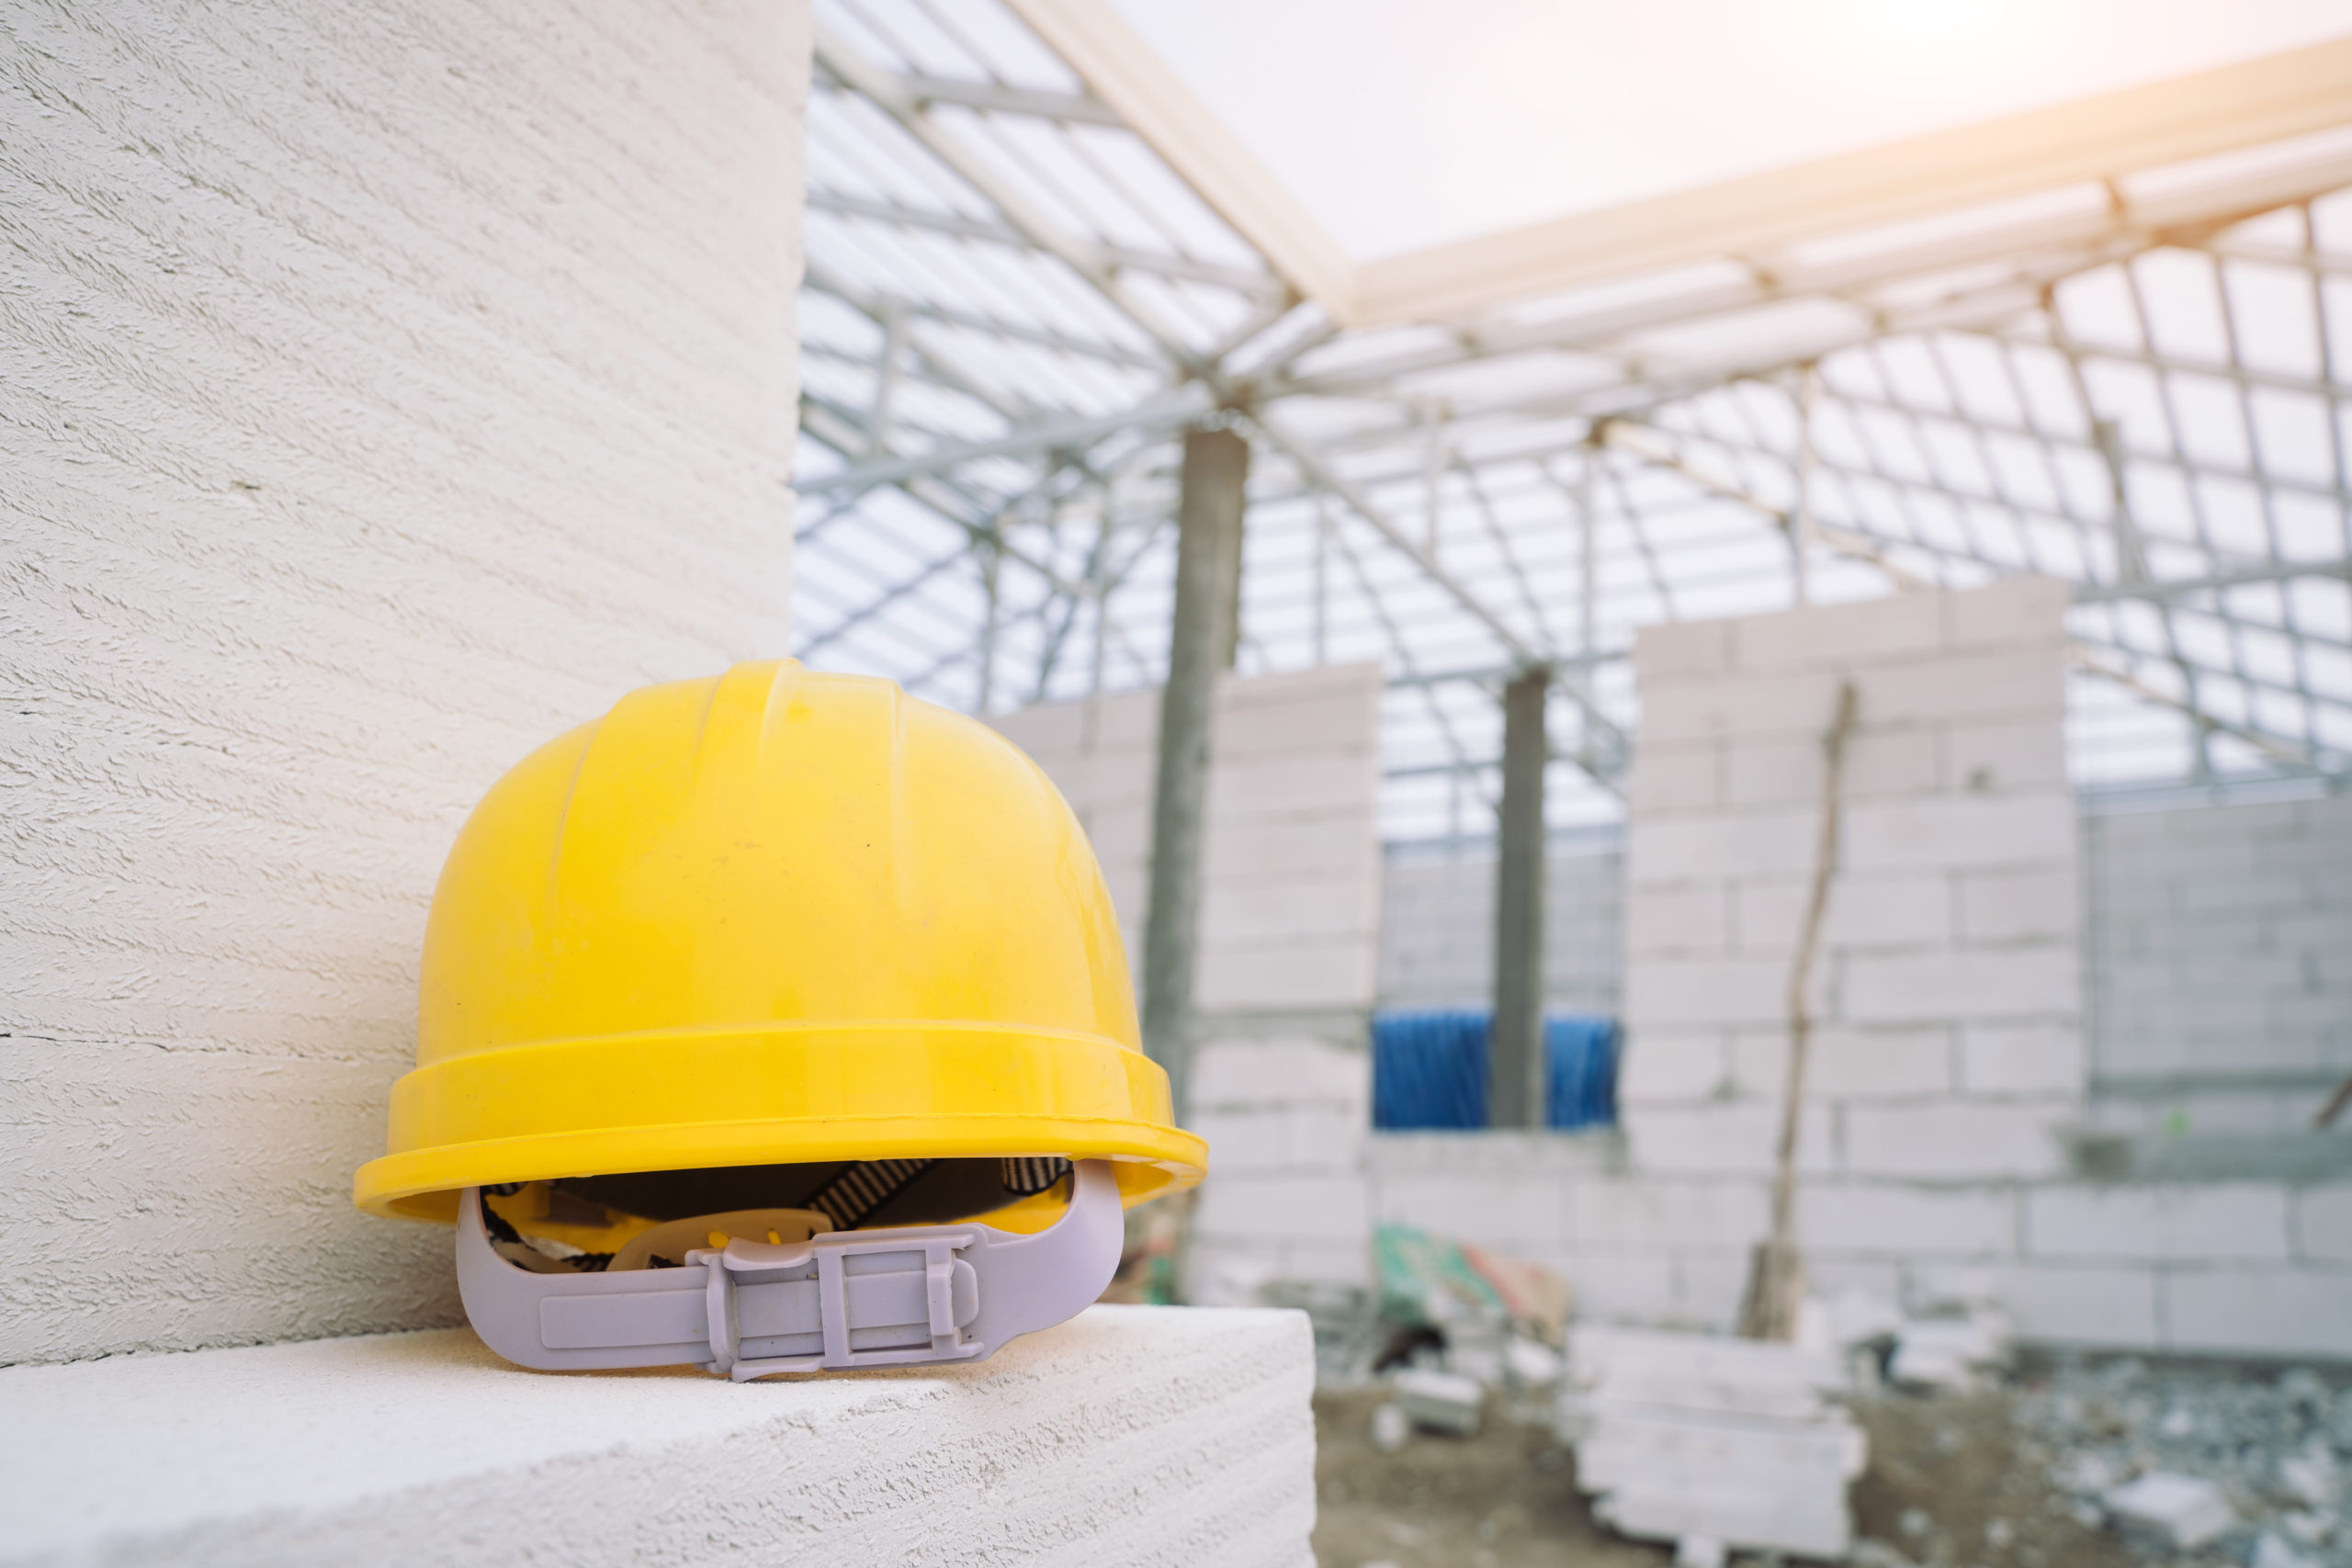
xmin=1312 ymin=1386 xmax=1667 ymax=1568
xmin=1311 ymin=1377 xmax=2140 ymax=1568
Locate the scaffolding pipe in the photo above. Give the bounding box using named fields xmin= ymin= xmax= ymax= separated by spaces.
xmin=1489 ymin=666 xmax=1551 ymax=1129
xmin=1142 ymin=426 xmax=1250 ymax=1124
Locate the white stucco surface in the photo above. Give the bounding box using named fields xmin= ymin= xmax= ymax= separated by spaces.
xmin=0 ymin=1306 xmax=1316 ymax=1568
xmin=1 ymin=2 xmax=808 ymax=1363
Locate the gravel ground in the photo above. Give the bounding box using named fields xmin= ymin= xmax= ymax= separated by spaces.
xmin=1312 ymin=1355 xmax=2352 ymax=1568
xmin=2014 ymin=1355 xmax=2352 ymax=1567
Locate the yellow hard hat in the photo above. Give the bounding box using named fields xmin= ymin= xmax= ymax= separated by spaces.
xmin=354 ymin=660 xmax=1205 ymax=1229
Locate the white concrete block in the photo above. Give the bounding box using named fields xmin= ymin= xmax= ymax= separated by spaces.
xmin=1641 ymin=670 xmax=1847 ymax=746
xmin=1944 ymin=716 xmax=2069 ymax=794
xmin=1623 ymin=957 xmax=1789 ymax=1028
xmin=1841 ymin=946 xmax=2080 ymax=1024
xmin=1726 ymin=728 xmax=1939 ymax=808
xmin=1627 ymin=808 xmax=1824 ymax=886
xmin=1632 ymin=618 xmax=1735 ymax=682
xmin=1626 ymin=886 xmax=1730 ymax=956
xmin=1843 ymin=792 xmax=2075 ymax=874
xmin=1283 ymin=1104 xmax=1370 ymax=1170
xmin=1191 ymin=1038 xmax=1369 ymax=1111
xmin=1981 ymin=1261 xmax=2159 ymax=1348
xmin=1855 ymin=647 xmax=2064 ymax=724
xmin=1213 ymin=663 xmax=1383 ymax=760
xmin=2024 ymin=1185 xmax=2292 ymax=1264
xmin=1731 ymin=1026 xmax=1953 ymax=1101
xmin=1798 ymin=1183 xmax=2014 ymax=1257
xmin=1207 ymin=753 xmax=1378 ymax=823
xmin=1842 ymin=1100 xmax=2069 ymax=1179
xmin=2164 ymin=1268 xmax=2352 ymax=1358
xmin=0 ymin=1040 xmax=460 ymax=1366
xmin=1560 ymin=1248 xmax=1682 ymax=1325
xmin=1195 ymin=1174 xmax=1370 ymax=1245
xmin=2105 ymin=1472 xmax=2236 ymax=1553
xmin=1393 ymin=1367 xmax=1486 ymax=1435
xmin=1198 ymin=938 xmax=1377 ymax=1012
xmin=1205 ymin=818 xmax=1375 ymax=883
xmin=1734 ymin=874 xmax=1951 ymax=955
xmin=1190 ymin=1111 xmax=1288 ymax=1172
xmin=3 ymin=0 xmax=808 ymax=1362
xmin=1373 ymin=1170 xmax=1566 ymax=1248
xmin=1201 ymin=870 xmax=1380 ymax=946
xmin=0 ymin=1312 xmax=1316 ymax=1568
xmin=1958 ymin=868 xmax=2080 ymax=943
xmin=1367 ymin=1129 xmax=1623 ymax=1183
xmin=1959 ymin=1023 xmax=2086 ymax=1096
xmin=1629 ymin=743 xmax=1724 ymax=814
xmin=1043 ymin=748 xmax=1156 ymax=812
xmin=2295 ymin=1187 xmax=2352 ymax=1263
xmin=1571 ymin=1179 xmax=1769 ymax=1249
xmin=1943 ymin=576 xmax=2069 ymax=651
xmin=1617 ymin=1032 xmax=1731 ymax=1105
xmin=1624 ymin=1102 xmax=1837 ymax=1179
xmin=1277 ymin=1240 xmax=1375 ymax=1289
xmin=989 ymin=702 xmax=1086 ymax=763
xmin=1733 ymin=592 xmax=1943 ymax=672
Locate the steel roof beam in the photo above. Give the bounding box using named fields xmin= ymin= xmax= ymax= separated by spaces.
xmin=813 ymin=67 xmax=1125 ymax=127
xmin=806 ymin=190 xmax=1286 ymax=299
xmin=797 ymin=385 xmax=1207 ymax=494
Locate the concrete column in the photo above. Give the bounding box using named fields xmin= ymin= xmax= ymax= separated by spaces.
xmin=1489 ymin=666 xmax=1550 ymax=1127
xmin=1142 ymin=426 xmax=1250 ymax=1121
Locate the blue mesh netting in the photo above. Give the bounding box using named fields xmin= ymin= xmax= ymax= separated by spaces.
xmin=1371 ymin=1009 xmax=1620 ymax=1131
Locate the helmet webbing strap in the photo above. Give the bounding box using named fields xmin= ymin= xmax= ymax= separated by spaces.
xmin=454 ymin=1159 xmax=1125 ymax=1379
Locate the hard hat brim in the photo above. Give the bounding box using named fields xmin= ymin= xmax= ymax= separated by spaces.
xmin=353 ymin=1022 xmax=1206 ymax=1221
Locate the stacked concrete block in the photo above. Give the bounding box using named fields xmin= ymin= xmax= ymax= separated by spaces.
xmin=2083 ymin=792 xmax=2352 ymax=1134
xmin=1611 ymin=581 xmax=2081 ymax=1322
xmin=1562 ymin=1326 xmax=1865 ymax=1561
xmin=2 ymin=0 xmax=808 ymax=1365
xmin=1191 ymin=1037 xmax=1374 ymax=1287
xmin=991 ymin=662 xmax=1385 ymax=1021
xmin=0 ymin=1308 xmax=1318 ymax=1568
xmin=994 ymin=664 xmax=1386 ymax=1289
xmin=1376 ymin=842 xmax=1625 ymax=1015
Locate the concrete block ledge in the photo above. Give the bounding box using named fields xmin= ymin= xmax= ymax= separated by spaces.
xmin=0 ymin=1306 xmax=1316 ymax=1568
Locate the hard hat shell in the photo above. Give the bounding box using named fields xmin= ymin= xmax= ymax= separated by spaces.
xmin=354 ymin=660 xmax=1204 ymax=1222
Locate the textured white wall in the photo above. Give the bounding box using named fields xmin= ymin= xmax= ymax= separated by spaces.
xmin=1 ymin=1 xmax=808 ymax=1364
xmin=0 ymin=1307 xmax=1317 ymax=1568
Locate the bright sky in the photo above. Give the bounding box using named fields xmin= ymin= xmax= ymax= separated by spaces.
xmin=1108 ymin=0 xmax=2352 ymax=260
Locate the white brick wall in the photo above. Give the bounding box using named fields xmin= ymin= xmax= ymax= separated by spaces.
xmin=992 ymin=662 xmax=1385 ymax=1018
xmin=1374 ymin=840 xmax=1625 ymax=1015
xmin=0 ymin=1 xmax=807 ymax=1365
xmin=2083 ymin=792 xmax=2352 ymax=1133
xmin=996 ymin=669 xmax=1387 ymax=1291
xmin=1356 ymin=586 xmax=2348 ymax=1356
xmin=1622 ymin=580 xmax=2081 ymax=1197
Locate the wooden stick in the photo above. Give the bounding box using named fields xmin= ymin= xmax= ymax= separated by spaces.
xmin=1738 ymin=680 xmax=1860 ymax=1342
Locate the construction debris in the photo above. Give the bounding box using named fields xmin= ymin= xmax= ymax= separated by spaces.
xmin=2021 ymin=1355 xmax=2352 ymax=1565
xmin=1559 ymin=1324 xmax=1865 ymax=1562
xmin=1372 ymin=1223 xmax=1572 ymax=1347
xmin=2104 ymin=1471 xmax=2237 ymax=1551
xmin=1885 ymin=1303 xmax=2015 ymax=1393
xmin=1392 ymin=1367 xmax=1485 ymax=1437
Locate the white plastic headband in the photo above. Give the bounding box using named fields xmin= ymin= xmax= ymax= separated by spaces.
xmin=455 ymin=1159 xmax=1125 ymax=1380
